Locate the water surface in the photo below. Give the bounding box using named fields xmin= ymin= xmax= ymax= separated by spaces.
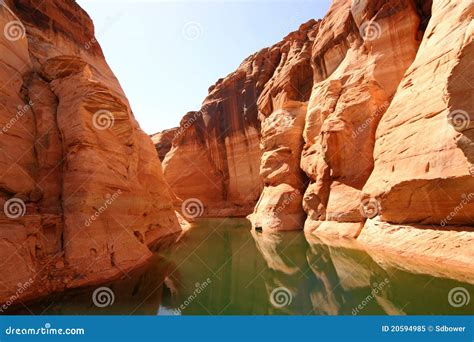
xmin=12 ymin=219 xmax=474 ymax=315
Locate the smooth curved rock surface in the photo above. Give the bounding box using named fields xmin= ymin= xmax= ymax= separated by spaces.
xmin=0 ymin=0 xmax=180 ymax=306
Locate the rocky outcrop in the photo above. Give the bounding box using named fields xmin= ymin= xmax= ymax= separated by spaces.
xmin=300 ymin=0 xmax=473 ymax=242
xmin=151 ymin=128 xmax=178 ymax=161
xmin=362 ymin=0 xmax=474 ymax=225
xmin=160 ymin=20 xmax=320 ymax=220
xmin=301 ymin=0 xmax=427 ymax=234
xmin=249 ymin=20 xmax=317 ymax=231
xmin=161 ymin=49 xmax=270 ymax=217
xmin=0 ymin=0 xmax=180 ymax=306
xmin=159 ymin=0 xmax=473 ymax=266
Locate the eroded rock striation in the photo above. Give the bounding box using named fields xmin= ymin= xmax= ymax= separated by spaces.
xmin=159 ymin=0 xmax=473 ymax=272
xmin=0 ymin=0 xmax=180 ymax=306
xmin=161 ymin=47 xmax=270 ymax=217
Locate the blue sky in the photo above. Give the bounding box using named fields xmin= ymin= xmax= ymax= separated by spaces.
xmin=77 ymin=0 xmax=332 ymax=134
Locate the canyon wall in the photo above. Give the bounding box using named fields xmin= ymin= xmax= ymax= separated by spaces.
xmin=161 ymin=47 xmax=271 ymax=217
xmin=159 ymin=0 xmax=473 ymax=265
xmin=0 ymin=0 xmax=180 ymax=305
xmin=302 ymin=0 xmax=427 ymax=234
xmin=305 ymin=0 xmax=473 ymax=233
xmin=161 ymin=21 xmax=319 ymax=221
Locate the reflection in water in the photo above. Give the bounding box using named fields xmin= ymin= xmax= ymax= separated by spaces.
xmin=306 ymin=235 xmax=397 ymax=315
xmin=11 ymin=219 xmax=474 ymax=315
xmin=8 ymin=234 xmax=179 ymax=315
xmin=250 ymin=229 xmax=315 ymax=315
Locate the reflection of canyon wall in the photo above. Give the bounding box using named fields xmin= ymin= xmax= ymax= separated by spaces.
xmin=159 ymin=223 xmax=474 ymax=315
xmin=164 ymin=219 xmax=271 ymax=314
xmin=251 ymin=230 xmax=314 ymax=314
xmin=0 ymin=0 xmax=180 ymax=305
xmin=158 ymin=0 xmax=473 ymax=264
xmin=305 ymin=235 xmax=474 ymax=315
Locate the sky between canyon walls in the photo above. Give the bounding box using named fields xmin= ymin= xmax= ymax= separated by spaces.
xmin=77 ymin=0 xmax=332 ymax=134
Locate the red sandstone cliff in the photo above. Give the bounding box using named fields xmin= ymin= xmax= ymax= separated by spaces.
xmin=161 ymin=46 xmax=270 ymax=217
xmin=0 ymin=0 xmax=180 ymax=305
xmin=158 ymin=0 xmax=473 ymax=273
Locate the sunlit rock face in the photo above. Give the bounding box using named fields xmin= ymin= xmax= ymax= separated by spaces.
xmin=249 ymin=20 xmax=318 ymax=231
xmin=302 ymin=0 xmax=474 ymax=235
xmin=301 ymin=0 xmax=423 ymax=233
xmin=0 ymin=0 xmax=180 ymax=305
xmin=161 ymin=50 xmax=269 ymax=218
xmin=362 ymin=0 xmax=474 ymax=225
xmin=159 ymin=0 xmax=473 ymax=239
xmin=161 ymin=20 xmax=319 ymax=224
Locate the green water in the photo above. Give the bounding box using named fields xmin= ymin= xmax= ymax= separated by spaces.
xmin=12 ymin=219 xmax=474 ymax=315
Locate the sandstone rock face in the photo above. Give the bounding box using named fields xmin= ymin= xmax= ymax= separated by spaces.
xmin=249 ymin=21 xmax=318 ymax=231
xmin=300 ymin=0 xmax=473 ymax=266
xmin=362 ymin=0 xmax=474 ymax=225
xmin=161 ymin=21 xmax=319 ymax=222
xmin=0 ymin=0 xmax=180 ymax=306
xmin=161 ymin=0 xmax=473 ymax=254
xmin=301 ymin=0 xmax=423 ymax=231
xmin=300 ymin=0 xmax=473 ymax=233
xmin=151 ymin=128 xmax=178 ymax=161
xmin=161 ymin=47 xmax=271 ymax=217
xmin=249 ymin=100 xmax=309 ymax=231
